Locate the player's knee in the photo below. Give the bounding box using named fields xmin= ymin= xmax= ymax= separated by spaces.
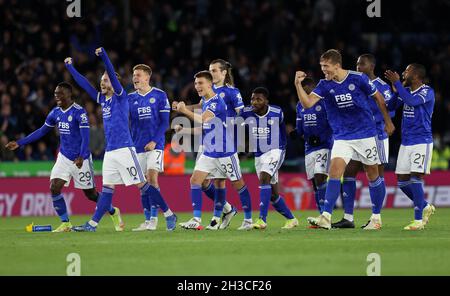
xmin=259 ymin=172 xmax=271 ymax=185
xmin=231 ymin=179 xmax=245 ymax=190
xmin=83 ymin=189 xmax=98 ymax=202
xmin=364 ymin=164 xmax=379 ymax=181
xmin=314 ymin=174 xmax=327 ymax=186
xmin=270 ymin=193 xmax=278 ymax=202
xmin=215 ymin=179 xmax=226 ymax=189
xmin=329 ymin=159 xmax=346 ymax=179
xmin=50 ymin=183 xmax=62 ymax=196
xmin=410 ymin=173 xmax=424 ymax=180
xmin=190 ymin=175 xmax=202 ymax=186
xmin=201 ymin=179 xmax=211 ymax=189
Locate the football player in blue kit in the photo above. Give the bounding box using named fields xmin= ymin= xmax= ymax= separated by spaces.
xmin=294 ymin=49 xmax=395 ymax=230
xmin=293 ymin=78 xmax=333 ymax=217
xmin=333 ymin=54 xmax=395 ymax=228
xmin=385 ymin=64 xmax=436 ymax=230
xmin=128 ymin=64 xmax=176 ymax=231
xmin=173 ymin=71 xmax=253 ymax=230
xmin=239 ymin=87 xmax=298 ymax=229
xmin=173 ymin=60 xmax=252 ymax=230
xmin=5 ymin=82 xmax=123 ymax=232
xmin=65 ymin=48 xmax=177 ymax=232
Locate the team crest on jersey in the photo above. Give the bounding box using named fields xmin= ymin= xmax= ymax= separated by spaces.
xmin=268 ymin=119 xmax=274 ymax=125
xmin=219 ymin=92 xmax=225 ymax=98
xmin=68 ymin=115 xmax=73 ymax=122
xmin=149 ymin=97 xmax=156 ymax=104
xmin=315 ymin=105 xmax=322 ymax=112
xmin=209 ymin=102 xmax=217 ymax=111
xmin=57 ymin=117 xmax=60 ymax=121
xmin=348 ymin=84 xmax=355 ymax=91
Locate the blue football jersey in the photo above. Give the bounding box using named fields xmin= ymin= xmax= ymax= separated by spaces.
xmin=128 ymin=88 xmax=171 ymax=153
xmin=398 ymin=84 xmax=435 ymax=145
xmin=213 ymin=84 xmax=244 ymax=117
xmin=213 ymin=84 xmax=245 ymax=153
xmin=96 ymin=91 xmax=134 ymax=152
xmin=201 ymin=94 xmax=234 ymax=158
xmin=240 ymin=105 xmax=287 ymax=157
xmin=296 ymin=101 xmax=333 ymax=155
xmin=367 ymin=77 xmax=395 ymax=140
xmin=311 ymin=71 xmax=377 ymax=140
xmin=372 ymin=77 xmax=395 ymax=118
xmin=45 ymin=103 xmax=90 ymax=161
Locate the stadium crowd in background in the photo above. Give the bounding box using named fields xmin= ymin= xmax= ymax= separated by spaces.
xmin=1 ymin=0 xmax=450 ymax=170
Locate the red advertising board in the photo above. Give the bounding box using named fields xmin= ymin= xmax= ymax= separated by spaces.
xmin=0 ymin=172 xmax=449 ymax=217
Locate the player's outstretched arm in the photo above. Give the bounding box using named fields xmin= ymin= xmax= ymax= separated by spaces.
xmin=173 ymin=100 xmax=202 ymax=112
xmin=10 ymin=124 xmax=54 ymax=148
xmin=173 ymin=101 xmax=206 ymax=124
xmin=64 ymin=57 xmax=99 ymax=100
xmin=95 ymin=47 xmax=123 ymax=96
xmin=294 ymin=71 xmax=320 ymax=109
xmin=385 ymin=70 xmax=429 ymax=107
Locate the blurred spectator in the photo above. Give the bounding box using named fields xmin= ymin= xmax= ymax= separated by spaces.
xmin=0 ymin=135 xmax=17 ymax=161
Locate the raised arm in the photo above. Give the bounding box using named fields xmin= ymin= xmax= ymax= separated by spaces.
xmin=95 ymin=47 xmax=123 ymax=96
xmin=65 ymin=57 xmax=99 ymax=100
xmin=385 ymin=70 xmax=430 ymax=107
xmin=294 ymin=71 xmax=321 ymax=109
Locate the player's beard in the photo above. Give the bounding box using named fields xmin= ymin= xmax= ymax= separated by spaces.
xmin=403 ymin=78 xmax=411 ymax=87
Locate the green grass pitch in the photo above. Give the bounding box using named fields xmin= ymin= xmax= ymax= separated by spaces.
xmin=1 ymin=208 xmax=450 ymax=275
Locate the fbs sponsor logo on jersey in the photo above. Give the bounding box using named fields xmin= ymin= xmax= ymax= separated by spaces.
xmin=138 ymin=106 xmax=152 ymax=118
xmin=303 ymin=114 xmax=317 ymax=121
xmin=334 ymin=93 xmax=353 ymax=108
xmin=252 ymin=127 xmax=270 ymax=135
xmin=58 ymin=121 xmax=71 ymax=134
